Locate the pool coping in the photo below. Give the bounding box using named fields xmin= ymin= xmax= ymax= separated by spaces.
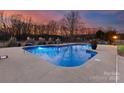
xmin=0 ymin=44 xmax=117 ymax=83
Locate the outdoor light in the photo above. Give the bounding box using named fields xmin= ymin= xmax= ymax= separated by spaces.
xmin=113 ymin=35 xmax=118 ymax=40
xmin=112 ymin=35 xmax=118 ymax=46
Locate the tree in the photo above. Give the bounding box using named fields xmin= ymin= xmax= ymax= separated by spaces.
xmin=10 ymin=14 xmax=35 ymax=40
xmin=59 ymin=19 xmax=69 ymax=36
xmin=10 ymin=14 xmax=24 ymax=37
xmin=105 ymin=30 xmax=117 ymax=44
xmin=37 ymin=24 xmax=46 ymax=35
xmin=95 ymin=30 xmax=105 ymax=40
xmin=62 ymin=11 xmax=81 ymax=41
xmin=0 ymin=12 xmax=11 ymax=40
xmin=0 ymin=12 xmax=8 ymax=31
xmin=47 ymin=20 xmax=58 ymax=35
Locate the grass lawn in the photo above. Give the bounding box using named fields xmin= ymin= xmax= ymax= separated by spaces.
xmin=118 ymin=45 xmax=124 ymax=57
xmin=118 ymin=45 xmax=124 ymax=52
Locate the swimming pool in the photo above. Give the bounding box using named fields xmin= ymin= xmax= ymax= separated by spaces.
xmin=23 ymin=44 xmax=97 ymax=67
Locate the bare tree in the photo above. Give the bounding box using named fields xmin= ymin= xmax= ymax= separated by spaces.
xmin=10 ymin=14 xmax=24 ymax=36
xmin=0 ymin=12 xmax=10 ymax=33
xmin=44 ymin=20 xmax=58 ymax=35
xmin=48 ymin=20 xmax=59 ymax=35
xmin=39 ymin=24 xmax=45 ymax=34
xmin=10 ymin=14 xmax=34 ymax=38
xmin=25 ymin=17 xmax=33 ymax=35
xmin=62 ymin=11 xmax=81 ymax=37
xmin=0 ymin=11 xmax=87 ymax=41
xmin=59 ymin=19 xmax=69 ymax=36
xmin=0 ymin=12 xmax=12 ymax=40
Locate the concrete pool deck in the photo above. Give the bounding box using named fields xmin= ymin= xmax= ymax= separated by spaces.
xmin=0 ymin=45 xmax=120 ymax=83
xmin=118 ymin=55 xmax=124 ymax=83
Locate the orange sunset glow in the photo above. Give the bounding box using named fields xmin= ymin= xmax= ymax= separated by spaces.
xmin=0 ymin=10 xmax=124 ymax=36
xmin=0 ymin=10 xmax=123 ymax=33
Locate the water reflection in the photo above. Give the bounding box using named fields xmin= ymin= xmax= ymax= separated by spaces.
xmin=25 ymin=44 xmax=97 ymax=67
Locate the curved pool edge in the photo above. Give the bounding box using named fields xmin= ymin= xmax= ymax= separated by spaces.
xmin=23 ymin=43 xmax=97 ymax=67
xmin=23 ymin=43 xmax=90 ymax=49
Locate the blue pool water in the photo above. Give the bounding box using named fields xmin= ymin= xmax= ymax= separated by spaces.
xmin=23 ymin=44 xmax=97 ymax=67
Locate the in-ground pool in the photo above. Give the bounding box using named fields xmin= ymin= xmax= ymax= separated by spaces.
xmin=23 ymin=44 xmax=97 ymax=67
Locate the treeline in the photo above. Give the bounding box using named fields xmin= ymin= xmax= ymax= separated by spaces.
xmin=0 ymin=11 xmax=86 ymax=41
xmin=0 ymin=11 xmax=119 ymax=43
xmin=95 ymin=29 xmax=118 ymax=43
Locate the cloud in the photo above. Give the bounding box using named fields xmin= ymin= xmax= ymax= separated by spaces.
xmin=2 ymin=10 xmax=63 ymax=24
xmin=118 ymin=13 xmax=124 ymax=21
xmin=0 ymin=10 xmax=124 ymax=32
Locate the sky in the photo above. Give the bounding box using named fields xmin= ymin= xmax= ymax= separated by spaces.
xmin=1 ymin=10 xmax=124 ymax=33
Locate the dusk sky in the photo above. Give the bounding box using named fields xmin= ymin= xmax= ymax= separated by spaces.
xmin=1 ymin=10 xmax=124 ymax=33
